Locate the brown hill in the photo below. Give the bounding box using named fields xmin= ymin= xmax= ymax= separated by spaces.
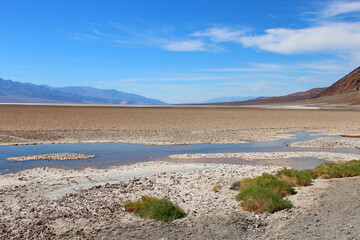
xmin=205 ymin=88 xmax=325 ymax=106
xmin=315 ymin=66 xmax=360 ymax=98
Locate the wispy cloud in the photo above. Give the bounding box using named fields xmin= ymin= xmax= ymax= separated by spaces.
xmin=119 ymin=75 xmax=228 ymax=82
xmin=192 ymin=27 xmax=247 ymax=42
xmin=63 ymin=1 xmax=360 ymax=59
xmin=322 ymin=1 xmax=360 ymax=17
xmin=202 ymin=60 xmax=347 ymax=73
xmin=297 ymin=76 xmax=326 ymax=82
xmin=159 ymin=1 xmax=360 ymax=57
xmin=163 ymin=40 xmax=207 ymax=51
xmin=60 ymin=31 xmax=100 ymax=41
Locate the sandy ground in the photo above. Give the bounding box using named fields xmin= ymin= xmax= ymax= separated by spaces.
xmin=1 ymin=105 xmax=360 ymax=145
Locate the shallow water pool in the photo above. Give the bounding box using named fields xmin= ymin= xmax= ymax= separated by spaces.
xmin=0 ymin=132 xmax=359 ymax=174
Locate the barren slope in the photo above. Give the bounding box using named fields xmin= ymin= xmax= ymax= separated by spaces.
xmin=315 ymin=66 xmax=360 ymax=98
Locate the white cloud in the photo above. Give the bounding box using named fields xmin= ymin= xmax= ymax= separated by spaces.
xmin=297 ymin=76 xmax=326 ymax=82
xmin=322 ymin=1 xmax=360 ymax=17
xmin=163 ymin=40 xmax=207 ymax=51
xmin=238 ymin=22 xmax=360 ymax=54
xmin=193 ymin=27 xmax=246 ymax=42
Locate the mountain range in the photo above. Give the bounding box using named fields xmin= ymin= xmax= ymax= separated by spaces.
xmin=0 ymin=78 xmax=166 ymax=105
xmin=1 ymin=65 xmax=359 ymax=106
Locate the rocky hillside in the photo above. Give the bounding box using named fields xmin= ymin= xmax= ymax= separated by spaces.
xmin=315 ymin=66 xmax=360 ymax=98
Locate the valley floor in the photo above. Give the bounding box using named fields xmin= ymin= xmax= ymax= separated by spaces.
xmin=1 ymin=105 xmax=360 ymax=146
xmin=1 ymin=105 xmax=360 ymax=239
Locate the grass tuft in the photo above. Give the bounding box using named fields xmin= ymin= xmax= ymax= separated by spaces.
xmin=276 ymin=168 xmax=312 ymax=187
xmin=235 ymin=160 xmax=360 ymax=214
xmin=235 ymin=186 xmax=293 ymax=213
xmin=239 ymin=173 xmax=296 ymax=197
xmin=311 ymin=160 xmax=360 ymax=179
xmin=122 ymin=195 xmax=185 ymax=222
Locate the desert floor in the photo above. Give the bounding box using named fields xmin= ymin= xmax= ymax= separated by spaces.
xmin=1 ymin=104 xmax=360 ymax=145
xmin=0 ymin=105 xmax=359 ymax=239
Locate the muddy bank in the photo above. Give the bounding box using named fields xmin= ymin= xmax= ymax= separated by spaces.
xmin=6 ymin=153 xmax=96 ymax=161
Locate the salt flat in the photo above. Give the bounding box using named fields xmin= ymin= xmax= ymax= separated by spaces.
xmin=1 ymin=104 xmax=360 ymax=146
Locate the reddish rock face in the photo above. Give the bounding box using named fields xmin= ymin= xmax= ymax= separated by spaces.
xmin=315 ymin=66 xmax=360 ymax=98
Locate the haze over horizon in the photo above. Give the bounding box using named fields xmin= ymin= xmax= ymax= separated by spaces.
xmin=1 ymin=0 xmax=360 ymax=103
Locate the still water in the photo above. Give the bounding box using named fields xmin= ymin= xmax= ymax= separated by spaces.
xmin=1 ymin=132 xmax=359 ymax=174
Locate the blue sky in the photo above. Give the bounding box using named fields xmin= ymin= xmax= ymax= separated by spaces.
xmin=1 ymin=0 xmax=360 ymax=103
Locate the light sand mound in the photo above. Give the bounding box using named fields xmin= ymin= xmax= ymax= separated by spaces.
xmin=169 ymin=151 xmax=360 ymax=162
xmin=6 ymin=152 xmax=96 ymax=161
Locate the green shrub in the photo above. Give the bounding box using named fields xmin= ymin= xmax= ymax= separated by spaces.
xmin=122 ymin=201 xmax=144 ymax=213
xmin=235 ymin=186 xmax=293 ymax=213
xmin=239 ymin=173 xmax=296 ymax=196
xmin=122 ymin=195 xmax=185 ymax=222
xmin=276 ymin=168 xmax=312 ymax=186
xmin=311 ymin=160 xmax=360 ymax=179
